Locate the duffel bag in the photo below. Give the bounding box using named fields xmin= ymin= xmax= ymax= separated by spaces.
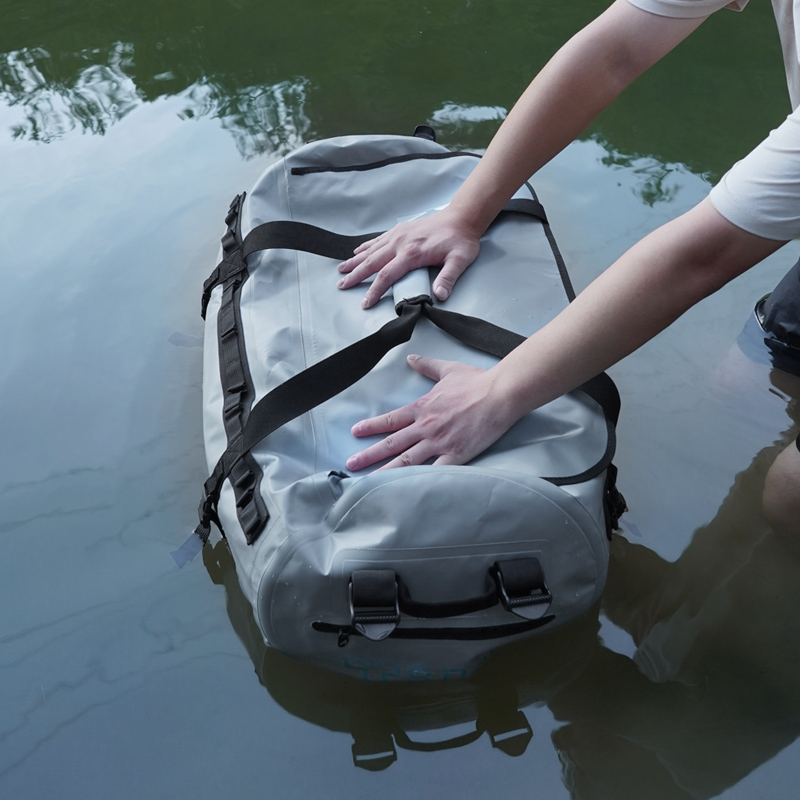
xmin=185 ymin=127 xmax=625 ymax=681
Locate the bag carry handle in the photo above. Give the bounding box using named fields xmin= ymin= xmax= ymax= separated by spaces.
xmin=351 ymin=709 xmax=532 ymax=769
xmin=349 ymin=559 xmax=552 ymax=641
xmin=200 ymin=197 xmax=547 ymax=318
xmin=392 ymin=726 xmax=484 ymax=753
xmin=391 ymin=710 xmax=533 ymax=756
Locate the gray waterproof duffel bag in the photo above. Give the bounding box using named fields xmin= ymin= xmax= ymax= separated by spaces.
xmin=190 ymin=127 xmax=625 ymax=681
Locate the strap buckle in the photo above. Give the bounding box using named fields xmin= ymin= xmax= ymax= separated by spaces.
xmin=349 ymin=570 xmax=400 ymax=641
xmin=493 ymin=558 xmax=552 ymax=620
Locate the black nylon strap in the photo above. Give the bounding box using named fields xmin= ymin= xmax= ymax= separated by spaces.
xmin=422 ymin=304 xmax=620 ymax=425
xmin=210 ymin=300 xmax=516 ymax=500
xmin=576 ymin=372 xmax=620 ymax=426
xmin=200 ymin=198 xmax=548 ymax=316
xmin=424 ymin=303 xmax=620 ymax=489
xmin=494 ymin=558 xmax=552 ymax=615
xmin=242 ymin=221 xmax=382 ymax=262
xmin=197 ymin=196 xmax=618 ymax=537
xmin=349 ymin=561 xmax=548 ymax=623
xmin=202 ymin=224 xmax=381 ymax=316
xmin=423 ymin=304 xmax=524 ymax=358
xmin=350 ymin=570 xmax=399 ymax=614
xmin=195 ymin=301 xmax=426 ymax=536
xmin=502 ymin=197 xmax=547 ymax=224
xmin=495 ymin=559 xmax=546 ymax=600
xmin=236 ymin=199 xmax=543 ymax=261
xmin=242 ymin=300 xmax=423 ymax=452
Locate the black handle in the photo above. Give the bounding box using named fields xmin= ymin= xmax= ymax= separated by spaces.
xmin=393 ymin=725 xmax=484 ymax=753
xmin=350 ymin=559 xmax=551 ymax=633
xmin=397 ymin=575 xmax=499 ymax=619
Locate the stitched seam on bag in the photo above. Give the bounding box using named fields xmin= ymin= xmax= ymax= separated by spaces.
xmin=284 ymin=157 xmax=320 ymax=471
xmin=331 ymin=475 xmax=562 ymax=548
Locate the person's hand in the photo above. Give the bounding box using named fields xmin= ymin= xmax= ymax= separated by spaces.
xmin=337 ymin=209 xmax=481 ymax=309
xmin=345 ymin=354 xmax=521 ymax=471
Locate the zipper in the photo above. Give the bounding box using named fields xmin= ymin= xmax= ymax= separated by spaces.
xmin=312 ymin=616 xmax=554 ymax=646
xmin=290 ymin=151 xmax=480 ymax=176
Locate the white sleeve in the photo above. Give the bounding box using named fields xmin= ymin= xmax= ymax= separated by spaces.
xmin=626 ymin=0 xmax=748 ymax=18
xmin=710 ymin=108 xmax=800 ymax=241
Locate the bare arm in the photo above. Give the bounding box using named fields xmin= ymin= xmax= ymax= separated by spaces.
xmin=338 ymin=0 xmax=708 ymax=307
xmin=346 ymin=200 xmax=787 ymax=471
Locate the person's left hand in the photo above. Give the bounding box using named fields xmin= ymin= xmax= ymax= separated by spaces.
xmin=345 ymin=354 xmax=520 ymax=471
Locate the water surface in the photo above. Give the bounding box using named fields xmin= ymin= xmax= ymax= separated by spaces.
xmin=2 ymin=1 xmax=800 ymax=798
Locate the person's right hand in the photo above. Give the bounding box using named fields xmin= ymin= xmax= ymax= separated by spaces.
xmin=336 ymin=208 xmax=481 ymax=308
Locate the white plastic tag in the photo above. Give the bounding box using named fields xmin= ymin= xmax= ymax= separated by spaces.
xmin=171 ymin=532 xmax=204 ymax=568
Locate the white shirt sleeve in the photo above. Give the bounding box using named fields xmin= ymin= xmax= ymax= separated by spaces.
xmin=626 ymin=0 xmax=748 ymax=18
xmin=710 ymin=107 xmax=800 ymax=241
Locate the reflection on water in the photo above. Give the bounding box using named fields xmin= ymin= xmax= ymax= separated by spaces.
xmin=1 ymin=43 xmax=311 ymax=157
xmin=0 ymin=0 xmax=789 ymax=173
xmin=598 ymin=144 xmax=690 ymax=207
xmin=1 ymin=44 xmax=139 ymax=140
xmin=428 ymin=102 xmax=509 ymax=144
xmin=556 ymin=413 xmax=800 ymax=799
xmin=181 ymin=78 xmax=311 ymax=158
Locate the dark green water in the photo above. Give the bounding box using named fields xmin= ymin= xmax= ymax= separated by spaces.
xmin=2 ymin=1 xmax=800 ymax=797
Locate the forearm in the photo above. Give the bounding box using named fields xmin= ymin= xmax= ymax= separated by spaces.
xmin=338 ymin=3 xmax=706 ymax=306
xmin=490 ymin=200 xmax=787 ymax=421
xmin=448 ymin=1 xmax=707 ymax=236
xmin=345 ymin=204 xmax=785 ymax=473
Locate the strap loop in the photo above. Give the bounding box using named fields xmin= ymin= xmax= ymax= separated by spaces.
xmin=493 ymin=558 xmax=552 ymax=620
xmin=485 ymin=710 xmax=533 ymax=757
xmin=349 ymin=570 xmax=400 ymax=641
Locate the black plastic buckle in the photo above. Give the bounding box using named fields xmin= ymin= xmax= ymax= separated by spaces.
xmin=349 ymin=570 xmax=400 ymax=641
xmin=195 ymin=488 xmax=219 ymax=543
xmin=494 ymin=559 xmax=552 ymax=621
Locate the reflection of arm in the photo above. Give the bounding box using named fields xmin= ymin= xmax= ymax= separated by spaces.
xmin=341 ymin=1 xmax=708 ymax=307
xmin=550 ymin=424 xmax=800 ymax=800
xmin=764 ymin=437 xmax=800 ymax=536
